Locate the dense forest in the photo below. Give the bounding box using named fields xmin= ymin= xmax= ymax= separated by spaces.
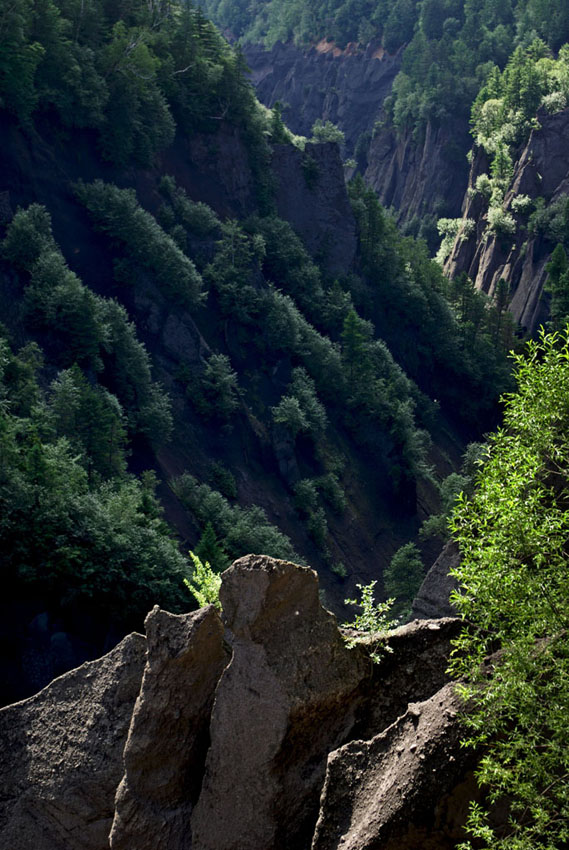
xmin=2 ymin=0 xmax=569 ymax=846
xmin=0 ymin=0 xmax=516 ymax=634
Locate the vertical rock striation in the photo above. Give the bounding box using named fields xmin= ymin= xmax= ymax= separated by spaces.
xmin=190 ymin=554 xmax=370 ymax=850
xmin=445 ymin=108 xmax=569 ymax=333
xmin=110 ymin=606 xmax=227 ymax=850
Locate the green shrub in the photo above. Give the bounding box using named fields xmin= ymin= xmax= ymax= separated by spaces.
xmin=310 ymin=119 xmax=345 ymax=145
xmin=450 ymin=329 xmax=569 ymax=850
xmin=331 ymin=561 xmax=348 ymax=579
xmin=316 ymin=472 xmax=347 ymax=513
xmin=199 ymin=353 xmax=239 ymax=420
xmin=510 ymin=194 xmax=534 ymax=215
xmin=343 ymin=581 xmax=397 ymax=663
xmin=486 ymin=206 xmax=516 ymax=237
xmin=293 ymin=479 xmax=319 ymax=514
xmin=384 ymin=543 xmax=424 ymax=618
xmin=184 ymin=552 xmax=221 ymax=609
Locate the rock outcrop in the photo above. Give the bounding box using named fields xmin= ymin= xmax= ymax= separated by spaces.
xmin=0 ymin=633 xmax=147 ymax=850
xmin=445 ymin=108 xmax=569 ymax=333
xmin=364 ymin=119 xmax=472 ymax=226
xmin=191 ymin=555 xmax=370 ymax=850
xmin=271 ymin=141 xmax=357 ymax=274
xmin=411 ymin=541 xmax=459 ymax=621
xmin=312 ymin=682 xmax=477 ymax=850
xmin=244 ymin=40 xmax=472 ymax=228
xmin=110 ymin=606 xmax=227 ymax=850
xmin=0 ymin=556 xmax=480 ymax=850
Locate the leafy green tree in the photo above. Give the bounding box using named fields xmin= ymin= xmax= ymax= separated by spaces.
xmin=384 ymin=543 xmax=424 ymax=618
xmin=205 ymin=220 xmax=262 ymax=322
xmin=74 ymin=180 xmax=204 ymax=307
xmin=310 ymin=119 xmax=345 ymax=145
xmin=49 ymin=365 xmax=127 ymax=481
xmin=0 ymin=0 xmax=44 ymax=122
xmin=271 ymin=367 xmax=327 ymax=440
xmin=450 ymin=329 xmax=569 ymax=850
xmin=270 ymin=101 xmax=291 ymax=144
xmin=0 ymin=335 xmax=188 ymax=623
xmin=420 ymin=471 xmax=469 ymax=540
xmin=272 ymin=395 xmax=308 ymax=439
xmin=341 ymin=308 xmax=372 ymax=381
xmin=96 ymin=298 xmax=173 ymax=444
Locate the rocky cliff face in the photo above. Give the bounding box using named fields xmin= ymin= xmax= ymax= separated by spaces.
xmin=0 ymin=556 xmax=478 ymax=850
xmin=364 ymin=119 xmax=472 ymax=226
xmin=244 ymin=40 xmax=401 ymax=154
xmin=271 ymin=141 xmax=356 ymax=273
xmin=445 ymin=108 xmax=569 ymax=333
xmin=244 ymin=41 xmax=472 ymax=228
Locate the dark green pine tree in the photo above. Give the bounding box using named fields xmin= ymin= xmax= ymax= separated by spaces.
xmin=341 ymin=308 xmax=369 ymax=381
xmin=545 ymin=243 xmax=569 ymax=330
xmin=195 ymin=521 xmax=229 ymax=573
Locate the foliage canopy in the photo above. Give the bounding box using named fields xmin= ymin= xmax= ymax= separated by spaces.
xmin=450 ymin=329 xmax=569 ymax=850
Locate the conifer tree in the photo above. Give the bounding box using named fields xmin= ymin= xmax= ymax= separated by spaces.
xmin=195 ymin=521 xmax=229 ymax=573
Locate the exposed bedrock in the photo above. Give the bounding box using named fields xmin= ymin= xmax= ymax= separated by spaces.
xmin=243 ymin=40 xmax=401 ymax=154
xmin=1 ymin=555 xmax=480 ymax=850
xmin=0 ymin=634 xmax=147 ymax=850
xmin=411 ymin=540 xmax=460 ymax=621
xmin=446 ymin=107 xmax=569 ymax=333
xmin=271 ymin=141 xmax=357 ymax=274
xmin=190 ymin=554 xmax=371 ymax=850
xmin=244 ymin=40 xmax=471 ymax=226
xmin=364 ymin=119 xmax=472 ymax=225
xmin=312 ymin=682 xmax=477 ymax=850
xmin=110 ymin=606 xmax=228 ymax=850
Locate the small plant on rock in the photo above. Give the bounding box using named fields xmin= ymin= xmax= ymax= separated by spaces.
xmin=343 ymin=580 xmax=397 ymax=662
xmin=184 ymin=552 xmax=221 ymax=610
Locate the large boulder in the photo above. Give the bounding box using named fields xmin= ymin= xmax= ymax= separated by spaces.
xmin=411 ymin=541 xmax=460 ymax=621
xmin=312 ymin=681 xmax=478 ymax=850
xmin=190 ymin=554 xmax=370 ymax=850
xmin=351 ymin=617 xmax=463 ymax=742
xmin=0 ymin=556 xmax=476 ymax=850
xmin=0 ymin=634 xmax=146 ymax=850
xmin=110 ymin=606 xmax=227 ymax=850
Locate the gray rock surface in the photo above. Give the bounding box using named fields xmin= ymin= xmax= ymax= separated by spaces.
xmin=445 ymin=108 xmax=569 ymax=333
xmin=244 ymin=39 xmax=471 ymax=228
xmin=352 ymin=617 xmax=463 ymax=742
xmin=312 ymin=681 xmax=477 ymax=850
xmin=0 ymin=634 xmax=146 ymax=850
xmin=272 ymin=141 xmax=357 ymax=274
xmin=244 ymin=40 xmax=401 ymax=153
xmin=411 ymin=541 xmax=460 ymax=621
xmin=190 ymin=554 xmax=370 ymax=850
xmin=0 ymin=557 xmax=478 ymax=850
xmin=110 ymin=606 xmax=227 ymax=850
xmin=365 ymin=119 xmax=472 ymax=225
